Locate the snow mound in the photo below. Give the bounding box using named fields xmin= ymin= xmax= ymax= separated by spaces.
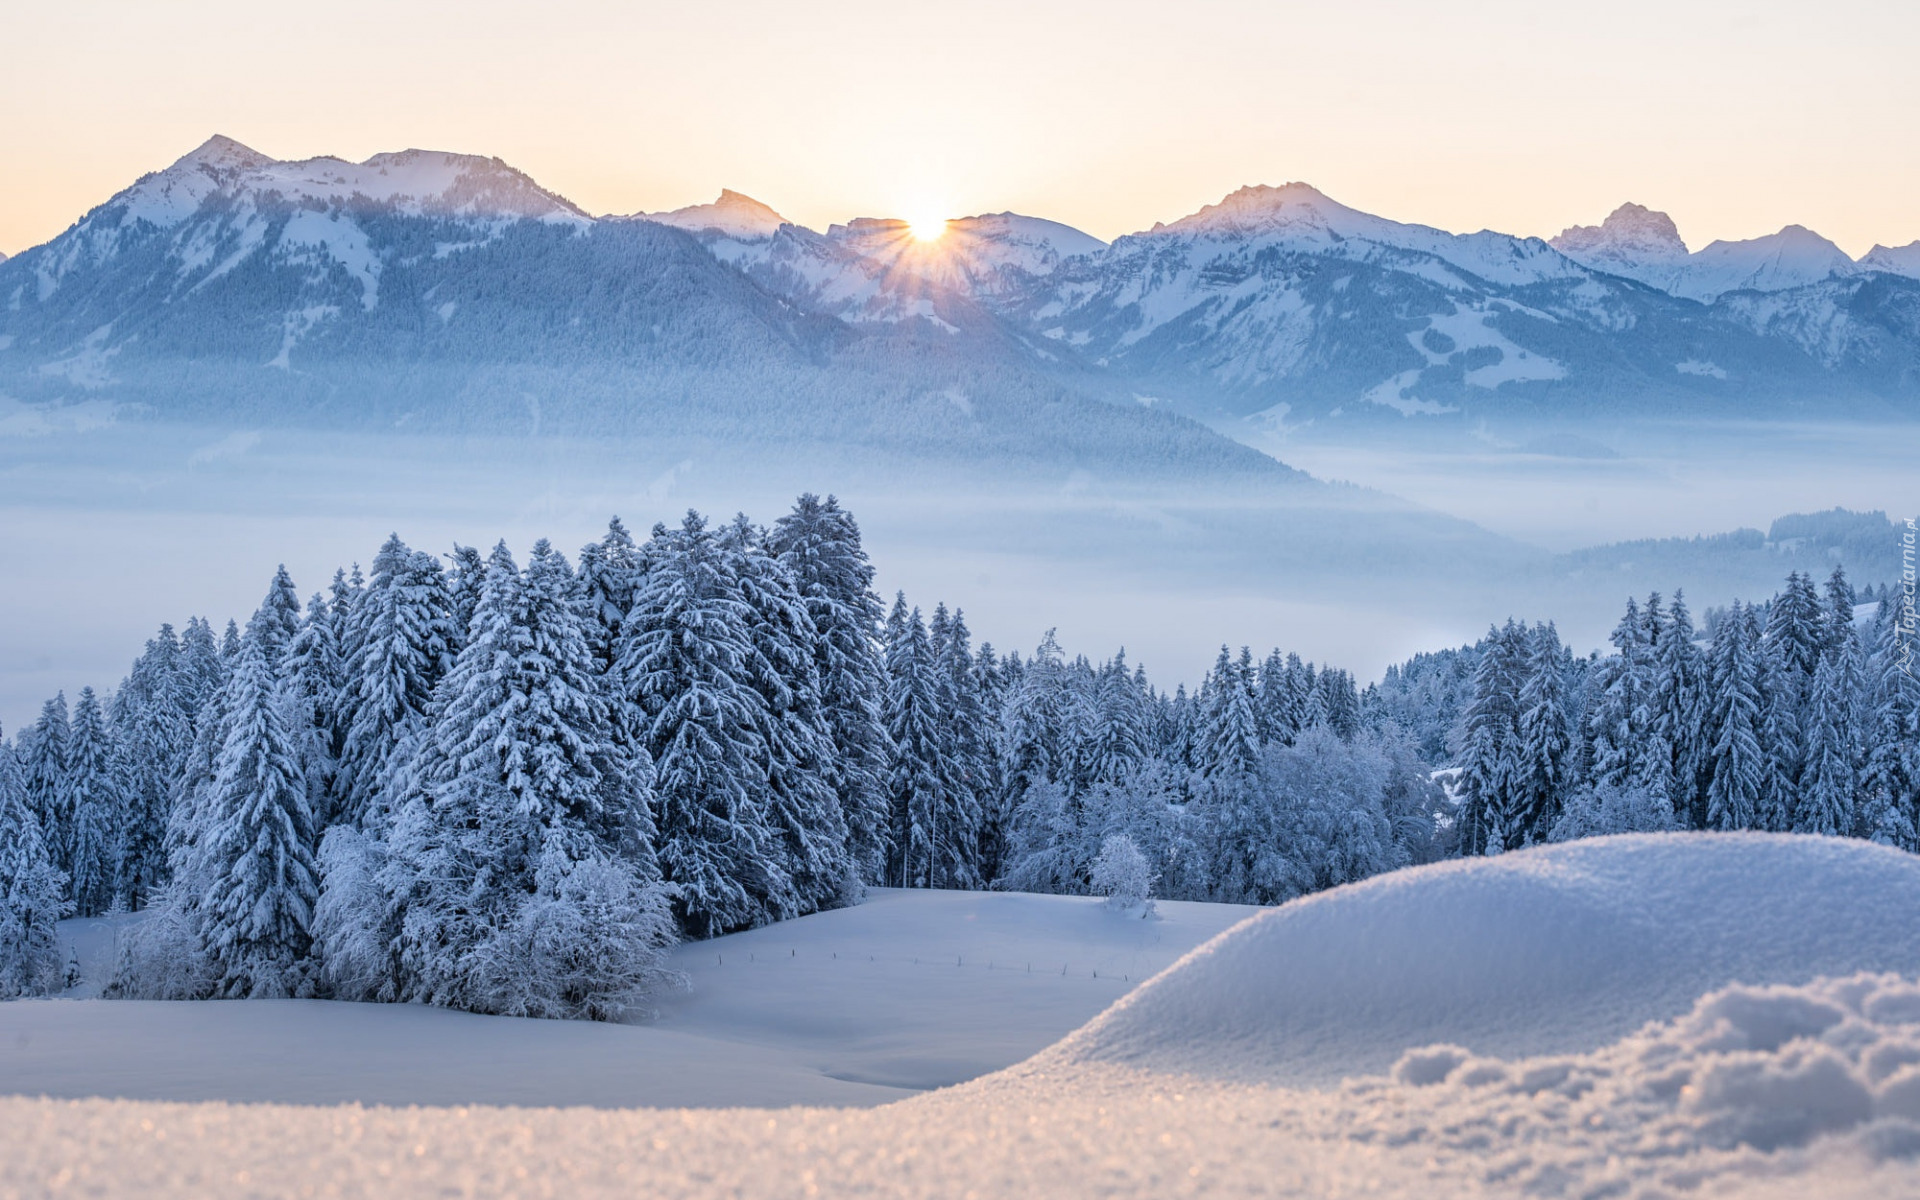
xmin=1054 ymin=834 xmax=1920 ymax=1086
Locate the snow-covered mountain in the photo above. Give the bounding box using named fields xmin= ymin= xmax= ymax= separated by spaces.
xmin=1548 ymin=202 xmax=1690 ymax=281
xmin=4 ymin=137 xmax=1919 ymax=442
xmin=1860 ymin=240 xmax=1920 ymax=280
xmin=0 ymin=138 xmax=1287 ymax=492
xmin=1552 ymin=205 xmax=1865 ymax=301
xmin=639 ymin=189 xmax=789 ymax=240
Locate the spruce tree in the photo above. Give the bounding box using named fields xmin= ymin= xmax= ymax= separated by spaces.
xmin=1797 ymin=650 xmax=1859 ymax=835
xmin=1706 ymin=603 xmax=1766 ymax=831
xmin=928 ymin=605 xmax=987 ymax=889
xmin=769 ymin=494 xmax=892 ymax=885
xmin=1822 ymin=566 xmax=1856 ymax=659
xmin=576 ymin=517 xmax=641 ymax=670
xmin=616 ymin=513 xmax=783 ymax=935
xmin=336 ymin=536 xmax=451 ymax=827
xmin=282 ymin=593 xmax=344 ymax=827
xmin=249 ymin=565 xmax=304 ymax=670
xmin=883 ymin=596 xmax=943 ymax=888
xmin=193 ymin=635 xmax=319 ymax=997
xmin=1863 ymin=594 xmax=1920 ymax=848
xmin=386 ymin=540 xmax=669 ymax=1014
xmin=1459 ymin=623 xmax=1523 ymax=852
xmin=1651 ymin=592 xmax=1708 ymax=829
xmin=1586 ymin=599 xmax=1652 ymax=789
xmin=20 ymin=694 xmax=69 ymax=863
xmin=1515 ymin=623 xmax=1571 ymax=843
xmin=722 ymin=516 xmax=850 ymax=911
xmin=108 ymin=624 xmax=196 ymax=908
xmin=1198 ymin=646 xmax=1261 ymax=781
xmin=60 ymin=688 xmax=122 ymax=917
xmin=0 ymin=727 xmax=70 ymax=997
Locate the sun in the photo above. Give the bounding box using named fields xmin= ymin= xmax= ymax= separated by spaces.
xmin=908 ymin=213 xmax=948 ymax=243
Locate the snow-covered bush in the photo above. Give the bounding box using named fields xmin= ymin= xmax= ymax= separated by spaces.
xmin=1549 ymin=783 xmax=1678 ymax=843
xmin=104 ymin=885 xmax=219 ymax=1000
xmin=467 ymin=853 xmax=683 ymax=1021
xmin=310 ymin=825 xmax=395 ymax=1002
xmin=1090 ymin=834 xmax=1155 ymax=913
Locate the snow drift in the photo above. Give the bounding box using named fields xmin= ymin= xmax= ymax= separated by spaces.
xmin=1053 ymin=833 xmax=1920 ymax=1086
xmin=8 ymin=834 xmax=1920 ymax=1200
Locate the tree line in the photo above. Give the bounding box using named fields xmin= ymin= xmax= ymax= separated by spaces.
xmin=2 ymin=494 xmax=1915 ymax=1013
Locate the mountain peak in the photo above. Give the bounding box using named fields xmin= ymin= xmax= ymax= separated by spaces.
xmin=171 ymin=134 xmax=276 ymax=174
xmin=1860 ymin=240 xmax=1920 ymax=281
xmin=644 ymin=190 xmax=790 ymax=239
xmin=1157 ymin=182 xmax=1347 ymax=237
xmin=1551 ymin=203 xmax=1689 ymax=265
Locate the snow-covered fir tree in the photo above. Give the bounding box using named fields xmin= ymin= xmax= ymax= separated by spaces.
xmin=769 ymin=494 xmax=892 ymax=886
xmin=1706 ymin=603 xmax=1766 ymax=831
xmin=1514 ymin=622 xmax=1572 ymax=844
xmin=1457 ymin=622 xmax=1524 ymax=853
xmin=883 ymin=596 xmax=943 ymax=888
xmin=721 ymin=515 xmax=852 ymax=912
xmin=1198 ymin=646 xmax=1261 ymax=781
xmin=0 ymin=726 xmax=70 ymax=997
xmin=336 ymin=537 xmax=451 ymax=827
xmin=616 ymin=514 xmax=783 ymax=935
xmin=1796 ymin=647 xmax=1861 ymax=835
xmin=60 ymin=688 xmax=122 ymax=917
xmin=191 ymin=634 xmax=320 ymax=997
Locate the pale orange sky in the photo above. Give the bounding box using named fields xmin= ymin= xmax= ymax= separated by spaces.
xmin=3 ymin=0 xmax=1918 ymax=258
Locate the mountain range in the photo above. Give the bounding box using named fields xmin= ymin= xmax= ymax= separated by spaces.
xmin=3 ymin=134 xmax=1918 ymax=452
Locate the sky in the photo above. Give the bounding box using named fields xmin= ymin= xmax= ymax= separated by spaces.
xmin=3 ymin=1 xmax=1919 ymax=257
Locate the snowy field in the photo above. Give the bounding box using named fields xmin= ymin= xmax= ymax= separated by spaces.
xmin=2 ymin=889 xmax=1257 ymax=1107
xmin=7 ymin=835 xmax=1920 ymax=1198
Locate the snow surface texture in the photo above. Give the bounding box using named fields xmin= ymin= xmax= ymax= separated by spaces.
xmin=2 ymin=890 xmax=1254 ymax=1107
xmin=6 ymin=834 xmax=1920 ymax=1198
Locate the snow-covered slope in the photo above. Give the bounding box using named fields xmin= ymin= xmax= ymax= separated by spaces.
xmin=1055 ymin=833 xmax=1920 ymax=1085
xmin=6 ymin=835 xmax=1918 ymax=1199
xmin=5 ymin=890 xmax=1255 ymax=1107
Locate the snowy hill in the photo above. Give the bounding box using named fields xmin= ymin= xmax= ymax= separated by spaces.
xmin=1056 ymin=833 xmax=1920 ymax=1085
xmin=6 ymin=835 xmax=1919 ymax=1199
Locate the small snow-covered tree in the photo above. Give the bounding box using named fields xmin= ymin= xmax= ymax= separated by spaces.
xmin=1548 ymin=782 xmax=1677 ymax=843
xmin=1090 ymin=833 xmax=1154 ymax=912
